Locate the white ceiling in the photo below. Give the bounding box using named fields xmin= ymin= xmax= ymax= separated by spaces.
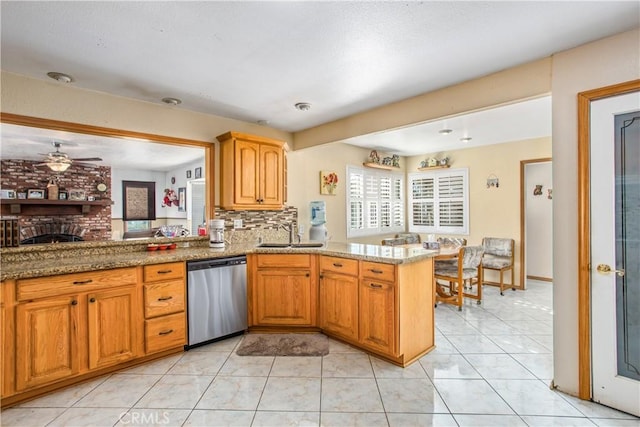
xmin=0 ymin=1 xmax=637 ymax=161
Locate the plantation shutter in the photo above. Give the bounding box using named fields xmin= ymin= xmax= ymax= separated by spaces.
xmin=408 ymin=168 xmax=468 ymax=234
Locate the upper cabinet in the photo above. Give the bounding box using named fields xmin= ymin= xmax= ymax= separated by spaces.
xmin=217 ymin=132 xmax=286 ymax=210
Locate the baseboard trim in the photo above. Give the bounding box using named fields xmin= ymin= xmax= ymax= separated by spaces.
xmin=527 ymin=275 xmax=553 ymax=282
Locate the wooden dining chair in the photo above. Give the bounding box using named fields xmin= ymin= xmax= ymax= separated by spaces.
xmin=481 ymin=237 xmax=515 ymax=295
xmin=434 ymin=245 xmax=484 ymax=311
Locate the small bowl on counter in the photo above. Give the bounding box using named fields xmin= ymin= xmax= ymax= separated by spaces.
xmin=147 ymin=244 xmax=159 ymax=251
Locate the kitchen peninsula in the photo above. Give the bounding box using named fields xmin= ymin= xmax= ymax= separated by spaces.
xmin=1 ymin=238 xmax=436 ymax=406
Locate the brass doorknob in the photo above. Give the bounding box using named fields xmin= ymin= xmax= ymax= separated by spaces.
xmin=596 ymin=264 xmax=625 ymax=277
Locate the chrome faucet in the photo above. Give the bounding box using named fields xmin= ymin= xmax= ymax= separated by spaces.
xmin=280 ymin=222 xmax=299 ymax=245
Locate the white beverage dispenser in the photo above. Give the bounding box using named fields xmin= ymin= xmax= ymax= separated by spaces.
xmin=309 ymin=201 xmax=328 ymax=242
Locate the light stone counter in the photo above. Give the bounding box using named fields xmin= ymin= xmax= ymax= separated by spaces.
xmin=1 ymin=238 xmax=438 ymax=281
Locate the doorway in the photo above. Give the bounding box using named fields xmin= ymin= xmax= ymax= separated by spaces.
xmin=187 ymin=179 xmax=206 ymax=236
xmin=520 ymin=158 xmax=553 ymax=286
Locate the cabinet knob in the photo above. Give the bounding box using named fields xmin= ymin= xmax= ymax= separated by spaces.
xmin=70 ymin=300 xmax=78 ymax=305
xmin=89 ymin=297 xmax=96 ymax=303
xmin=305 ymin=273 xmax=310 ymax=277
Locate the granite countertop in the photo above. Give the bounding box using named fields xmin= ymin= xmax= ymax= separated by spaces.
xmin=1 ymin=241 xmax=437 ymax=281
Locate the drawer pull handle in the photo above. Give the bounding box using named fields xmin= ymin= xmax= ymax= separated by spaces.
xmin=158 ymin=329 xmax=174 ymax=336
xmin=73 ymin=279 xmax=93 ymax=285
xmin=370 ymin=269 xmax=384 ymax=274
xmin=370 ymin=283 xmax=383 ymax=288
xmin=89 ymin=297 xmax=96 ymax=303
xmin=157 ymin=296 xmax=173 ymax=301
xmin=157 ymin=270 xmax=173 ymax=274
xmin=70 ymin=300 xmax=78 ymax=306
xmin=332 ymin=263 xmax=343 ymax=267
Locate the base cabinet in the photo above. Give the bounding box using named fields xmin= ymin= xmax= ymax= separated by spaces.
xmin=248 ymin=254 xmax=317 ymax=327
xmin=319 ymin=256 xmax=359 ymax=340
xmin=87 ymin=287 xmax=137 ymax=370
xmin=15 ymin=294 xmax=82 ymax=391
xmin=3 ymin=262 xmax=187 ymax=406
xmin=358 ymin=279 xmax=396 ymax=355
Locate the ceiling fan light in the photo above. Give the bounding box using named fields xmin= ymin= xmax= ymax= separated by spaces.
xmin=46 ymin=162 xmax=71 ymax=172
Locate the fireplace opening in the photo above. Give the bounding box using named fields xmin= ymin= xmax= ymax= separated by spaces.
xmin=20 ymin=223 xmax=87 ymax=245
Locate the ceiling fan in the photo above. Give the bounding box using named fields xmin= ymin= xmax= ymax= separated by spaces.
xmin=36 ymin=141 xmax=103 ymax=172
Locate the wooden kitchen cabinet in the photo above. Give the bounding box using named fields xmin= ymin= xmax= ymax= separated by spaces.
xmin=142 ymin=262 xmax=186 ymax=354
xmin=359 ymin=277 xmax=396 ymax=355
xmin=319 ymin=256 xmax=359 ymax=340
xmin=217 ymin=131 xmax=286 ymax=210
xmin=248 ymin=254 xmax=317 ymax=327
xmin=15 ymin=294 xmax=83 ymax=390
xmin=13 ymin=267 xmax=140 ymax=392
xmin=87 ymin=286 xmax=137 ymax=370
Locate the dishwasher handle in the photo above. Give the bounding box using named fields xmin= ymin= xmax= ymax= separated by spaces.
xmin=187 ymin=256 xmax=247 ymax=271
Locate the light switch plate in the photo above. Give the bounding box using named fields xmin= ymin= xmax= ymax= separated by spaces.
xmin=233 ymin=219 xmax=243 ymax=229
xmin=298 ymin=224 xmax=305 ymax=235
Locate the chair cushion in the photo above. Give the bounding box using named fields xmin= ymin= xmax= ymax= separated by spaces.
xmin=437 ymin=237 xmax=467 ymax=248
xmin=462 ymin=246 xmax=484 ymax=268
xmin=482 ymin=253 xmax=512 ymax=269
xmin=396 ymin=233 xmax=421 ymax=244
xmin=483 ymin=238 xmax=513 ymax=257
xmin=435 ymin=266 xmax=479 ymax=280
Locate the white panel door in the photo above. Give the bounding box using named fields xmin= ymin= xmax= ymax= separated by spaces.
xmin=590 ymin=91 xmax=640 ymax=416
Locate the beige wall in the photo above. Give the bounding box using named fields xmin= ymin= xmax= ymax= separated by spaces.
xmin=551 ymin=28 xmax=640 ymax=396
xmin=406 ymin=137 xmax=552 ymax=287
xmin=287 ymin=142 xmax=400 ymax=244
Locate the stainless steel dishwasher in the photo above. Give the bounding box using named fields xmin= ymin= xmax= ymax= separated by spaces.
xmin=185 ymin=256 xmax=247 ymax=349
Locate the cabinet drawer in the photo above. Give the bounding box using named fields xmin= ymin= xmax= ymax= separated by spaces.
xmin=145 ymin=312 xmax=186 ymax=354
xmin=17 ymin=267 xmax=137 ymax=301
xmin=144 ymin=280 xmax=185 ymax=318
xmin=361 ymin=261 xmax=395 ymax=283
xmin=256 ymin=254 xmax=310 ymax=268
xmin=320 ymin=256 xmax=358 ymax=276
xmin=143 ymin=262 xmax=185 ymax=282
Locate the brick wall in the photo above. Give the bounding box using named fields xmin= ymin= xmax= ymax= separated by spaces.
xmin=1 ymin=160 xmax=112 ymax=242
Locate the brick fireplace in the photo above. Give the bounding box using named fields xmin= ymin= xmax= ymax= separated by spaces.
xmin=0 ymin=160 xmax=112 ymax=242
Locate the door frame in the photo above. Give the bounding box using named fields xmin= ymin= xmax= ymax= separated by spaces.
xmin=577 ymin=79 xmax=640 ymax=400
xmin=520 ymin=157 xmax=552 ymax=287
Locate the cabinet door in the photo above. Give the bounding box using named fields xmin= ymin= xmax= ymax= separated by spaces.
xmin=259 ymin=143 xmax=283 ymax=207
xmin=87 ymin=286 xmax=137 ymax=370
xmin=16 ymin=295 xmax=82 ymax=390
xmin=320 ymin=272 xmax=358 ymax=340
xmin=254 ymin=269 xmax=313 ymax=325
xmin=359 ymin=280 xmax=396 ymax=356
xmin=233 ymin=139 xmax=260 ymax=206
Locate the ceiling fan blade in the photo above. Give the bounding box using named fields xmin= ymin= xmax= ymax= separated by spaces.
xmin=71 ymin=157 xmax=102 ymax=161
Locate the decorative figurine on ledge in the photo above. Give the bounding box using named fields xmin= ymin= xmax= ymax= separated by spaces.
xmin=392 ymin=154 xmax=400 ymax=168
xmin=369 ymin=150 xmax=380 ymax=164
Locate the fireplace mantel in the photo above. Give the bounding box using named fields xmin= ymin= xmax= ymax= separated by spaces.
xmin=0 ymin=199 xmax=112 ymax=216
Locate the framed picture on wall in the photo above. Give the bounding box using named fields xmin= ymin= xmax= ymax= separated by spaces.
xmin=122 ymin=181 xmax=156 ymax=221
xmin=186 ymin=170 xmax=192 ymax=179
xmin=194 ymin=167 xmax=202 ymax=179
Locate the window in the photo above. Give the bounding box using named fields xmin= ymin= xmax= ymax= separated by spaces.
xmin=347 ymin=165 xmax=404 ymax=237
xmin=408 ymin=168 xmax=468 ymax=235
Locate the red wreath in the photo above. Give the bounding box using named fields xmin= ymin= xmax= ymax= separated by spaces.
xmin=162 ymin=188 xmax=179 ymax=207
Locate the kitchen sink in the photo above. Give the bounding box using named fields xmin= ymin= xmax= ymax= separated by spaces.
xmin=256 ymin=242 xmax=324 ymax=248
xmin=256 ymin=242 xmax=291 ymax=248
xmin=291 ymin=242 xmax=324 ymax=248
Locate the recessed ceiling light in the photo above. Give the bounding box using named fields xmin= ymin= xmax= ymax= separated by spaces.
xmin=294 ymin=102 xmax=311 ymax=111
xmin=460 ymin=137 xmax=472 ymax=142
xmin=257 ymin=120 xmax=270 ymax=126
xmin=162 ymin=97 xmax=182 ymax=106
xmin=47 ymin=72 xmax=73 ymax=83
xmin=438 ymin=129 xmax=453 ymax=135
